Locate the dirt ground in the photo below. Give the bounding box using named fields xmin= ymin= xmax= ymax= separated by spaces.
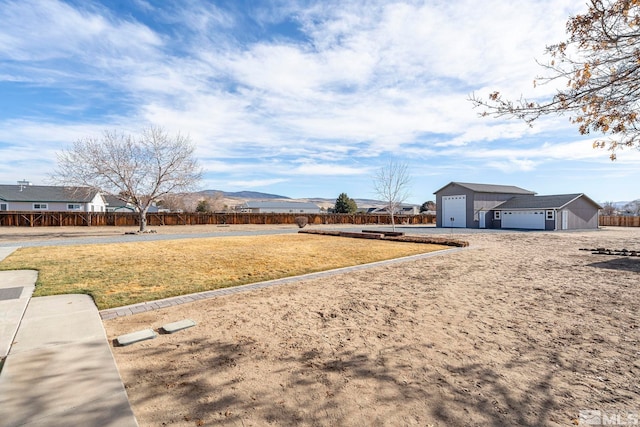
xmin=32 ymin=226 xmax=640 ymax=426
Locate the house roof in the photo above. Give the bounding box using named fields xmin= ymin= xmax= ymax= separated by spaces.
xmin=0 ymin=184 xmax=100 ymax=203
xmin=243 ymin=201 xmax=320 ymax=209
xmin=494 ymin=193 xmax=602 ymax=210
xmin=434 ymin=182 xmax=535 ymax=195
xmin=103 ymin=195 xmax=128 ymax=207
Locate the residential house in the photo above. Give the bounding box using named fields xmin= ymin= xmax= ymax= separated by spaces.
xmin=103 ymin=195 xmax=162 ymax=213
xmin=103 ymin=195 xmax=135 ymax=213
xmin=0 ymin=182 xmax=106 ymax=212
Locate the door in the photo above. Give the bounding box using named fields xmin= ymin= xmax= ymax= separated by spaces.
xmin=561 ymin=210 xmax=568 ymax=230
xmin=501 ymin=210 xmax=545 ymax=229
xmin=442 ymin=195 xmax=466 ymax=228
xmin=479 ymin=211 xmax=486 ymax=229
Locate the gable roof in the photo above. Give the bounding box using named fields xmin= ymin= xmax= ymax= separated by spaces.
xmin=0 ymin=185 xmax=100 ymax=203
xmin=243 ymin=201 xmax=320 ymax=209
xmin=494 ymin=193 xmax=602 ymax=210
xmin=434 ymin=182 xmax=535 ymax=195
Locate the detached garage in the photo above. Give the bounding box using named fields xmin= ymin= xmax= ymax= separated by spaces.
xmin=434 ymin=182 xmax=535 ymax=229
xmin=493 ymin=193 xmax=601 ymax=231
xmin=435 ymin=182 xmax=601 ymax=230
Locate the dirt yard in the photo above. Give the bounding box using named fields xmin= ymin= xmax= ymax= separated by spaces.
xmin=99 ymin=227 xmax=640 ymax=426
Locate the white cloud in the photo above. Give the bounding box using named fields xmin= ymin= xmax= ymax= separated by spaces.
xmin=2 ymin=0 xmax=639 ymax=200
xmin=290 ymin=162 xmax=369 ymax=176
xmin=0 ymin=0 xmax=161 ymax=63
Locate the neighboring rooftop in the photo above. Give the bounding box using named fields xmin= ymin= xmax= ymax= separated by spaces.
xmin=0 ymin=184 xmax=99 ymax=203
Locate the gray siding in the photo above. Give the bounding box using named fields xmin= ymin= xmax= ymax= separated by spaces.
xmin=473 ymin=193 xmax=523 ymax=229
xmin=563 ymin=197 xmax=599 ymax=229
xmin=435 ymin=183 xmax=600 ymax=230
xmin=436 ymin=183 xmax=533 ymax=229
xmin=545 ymin=218 xmax=555 ymax=231
xmin=1 ymin=194 xmax=106 ymax=212
xmin=435 ymin=184 xmax=475 ymax=228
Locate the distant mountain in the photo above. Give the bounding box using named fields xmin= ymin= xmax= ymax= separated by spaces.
xmin=199 ymin=190 xmax=290 ymax=200
xmin=303 ymin=197 xmax=417 ymax=209
xmin=196 ymin=190 xmax=418 ymax=209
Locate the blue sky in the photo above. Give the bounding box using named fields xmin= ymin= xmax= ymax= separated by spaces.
xmin=2 ymin=0 xmax=639 ymax=205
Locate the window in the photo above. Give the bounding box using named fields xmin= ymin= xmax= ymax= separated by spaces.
xmin=67 ymin=204 xmax=82 ymax=210
xmin=0 ymin=203 xmax=7 ymax=211
xmin=33 ymin=203 xmax=48 ymax=210
xmin=494 ymin=211 xmax=501 ymax=220
xmin=546 ymin=210 xmax=555 ymax=220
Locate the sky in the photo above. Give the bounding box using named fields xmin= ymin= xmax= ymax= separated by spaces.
xmin=1 ymin=0 xmax=640 ymax=205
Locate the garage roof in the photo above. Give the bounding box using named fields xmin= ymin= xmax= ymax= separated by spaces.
xmin=434 ymin=182 xmax=535 ymax=195
xmin=495 ymin=193 xmax=602 ymax=210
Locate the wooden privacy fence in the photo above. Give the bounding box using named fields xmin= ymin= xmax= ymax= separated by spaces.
xmin=599 ymin=216 xmax=640 ymax=227
xmin=2 ymin=212 xmax=637 ymax=228
xmin=0 ymin=211 xmax=436 ymax=227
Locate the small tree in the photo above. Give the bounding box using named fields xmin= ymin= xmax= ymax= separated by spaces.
xmin=196 ymin=199 xmax=211 ymax=213
xmin=53 ymin=126 xmax=202 ymax=232
xmin=334 ymin=192 xmax=358 ymax=214
xmin=157 ymin=193 xmax=190 ymax=212
xmin=420 ymin=200 xmax=436 ymax=213
xmin=600 ymin=201 xmax=617 ymax=216
xmin=373 ymin=161 xmax=412 ymax=231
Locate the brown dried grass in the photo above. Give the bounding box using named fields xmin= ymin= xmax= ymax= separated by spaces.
xmin=0 ymin=233 xmax=447 ymax=309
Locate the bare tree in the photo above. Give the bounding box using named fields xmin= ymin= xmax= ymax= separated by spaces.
xmin=600 ymin=201 xmax=617 ymax=216
xmin=420 ymin=200 xmax=436 ymax=213
xmin=157 ymin=193 xmax=191 ymax=212
xmin=195 ymin=193 xmax=226 ymax=213
xmin=470 ymin=0 xmax=640 ymax=159
xmin=53 ymin=126 xmax=202 ymax=232
xmin=373 ymin=161 xmax=412 ymax=231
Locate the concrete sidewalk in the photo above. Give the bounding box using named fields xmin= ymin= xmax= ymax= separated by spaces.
xmin=0 ymin=269 xmax=36 ymax=358
xmin=0 ymin=266 xmax=138 ymax=426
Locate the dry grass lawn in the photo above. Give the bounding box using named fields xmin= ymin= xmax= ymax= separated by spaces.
xmin=0 ymin=233 xmax=446 ymax=309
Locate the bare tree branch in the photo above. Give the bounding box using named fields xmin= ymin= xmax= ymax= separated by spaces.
xmin=469 ymin=0 xmax=640 ymax=159
xmin=373 ymin=161 xmax=412 ymax=231
xmin=52 ymin=126 xmax=202 ymax=232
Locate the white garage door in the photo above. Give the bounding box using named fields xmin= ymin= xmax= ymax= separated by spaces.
xmin=501 ymin=210 xmax=545 ymax=230
xmin=442 ymin=195 xmax=466 ymax=228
